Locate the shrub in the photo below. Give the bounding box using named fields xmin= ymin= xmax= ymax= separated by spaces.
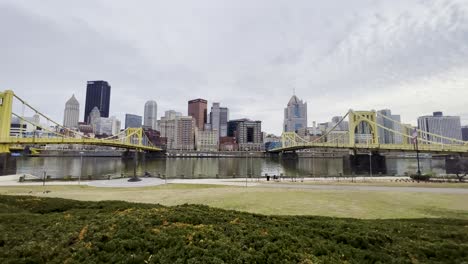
xmin=0 ymin=195 xmax=467 ymax=263
xmin=410 ymin=174 xmax=431 ymax=181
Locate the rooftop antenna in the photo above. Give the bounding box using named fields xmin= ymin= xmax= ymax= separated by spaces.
xmin=293 ymin=87 xmax=296 ymax=96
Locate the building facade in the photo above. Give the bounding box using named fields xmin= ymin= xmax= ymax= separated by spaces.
xmin=210 ymin=103 xmax=229 ymax=137
xmin=158 ymin=112 xmax=195 ymax=150
xmin=417 ymin=112 xmax=462 ymax=144
xmin=377 ymin=109 xmax=403 ymax=144
xmin=95 ymin=117 xmax=114 ymax=136
xmin=188 ymin=99 xmax=207 ymax=130
xmin=462 ymin=126 xmax=468 ymax=141
xmin=144 ymin=100 xmax=158 ymax=130
xmin=283 ymin=95 xmax=307 ymax=133
xmin=229 ymin=119 xmax=263 ymax=151
xmin=89 ymin=107 xmax=101 ymax=133
xmin=125 ymin=114 xmax=142 ymax=129
xmin=63 ymin=94 xmax=80 ymax=129
xmin=84 ymin=80 xmax=111 ymax=123
xmin=175 ymin=116 xmax=195 ymax=150
xmin=195 ymin=129 xmax=219 ymax=151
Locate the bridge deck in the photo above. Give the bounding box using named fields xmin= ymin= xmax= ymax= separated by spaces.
xmin=0 ymin=137 xmax=162 ymax=152
xmin=269 ymin=143 xmax=468 ymax=153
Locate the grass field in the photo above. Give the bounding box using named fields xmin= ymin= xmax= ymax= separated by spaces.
xmin=1 ymin=184 xmax=467 ymax=219
xmin=0 ymin=195 xmax=467 ymax=263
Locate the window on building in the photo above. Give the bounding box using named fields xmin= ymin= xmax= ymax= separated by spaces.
xmin=294 ymin=105 xmax=300 ymax=118
xmin=247 ymin=127 xmax=254 ymax=143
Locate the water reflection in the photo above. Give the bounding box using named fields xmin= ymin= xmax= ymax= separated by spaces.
xmin=7 ymin=156 xmax=448 ymax=179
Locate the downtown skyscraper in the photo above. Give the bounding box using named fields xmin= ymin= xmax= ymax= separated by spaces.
xmin=283 ymin=95 xmax=307 ymax=133
xmin=63 ymin=94 xmax=79 ymax=129
xmin=84 ymin=80 xmax=111 ymax=123
xmin=144 ymin=100 xmax=158 ymax=130
xmin=188 ymin=98 xmax=207 ymax=130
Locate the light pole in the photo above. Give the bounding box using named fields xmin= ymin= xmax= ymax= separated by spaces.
xmin=79 ymin=151 xmax=84 ymax=185
xmin=245 ymin=147 xmax=249 ymax=187
xmin=369 ymin=151 xmax=372 ymax=178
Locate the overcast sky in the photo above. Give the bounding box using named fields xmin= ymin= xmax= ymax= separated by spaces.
xmin=1 ymin=0 xmax=468 ymax=135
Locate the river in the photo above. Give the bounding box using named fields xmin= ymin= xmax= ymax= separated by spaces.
xmin=3 ymin=155 xmax=449 ymax=179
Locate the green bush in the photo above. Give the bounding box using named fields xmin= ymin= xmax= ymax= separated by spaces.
xmin=0 ymin=195 xmax=467 ymax=263
xmin=410 ymin=174 xmax=431 ymax=181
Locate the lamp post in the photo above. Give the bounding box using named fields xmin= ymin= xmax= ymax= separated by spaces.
xmin=245 ymin=147 xmax=249 ymax=188
xmin=412 ymin=128 xmax=421 ymax=176
xmin=79 ymin=151 xmax=84 ymax=185
xmin=369 ymin=151 xmax=372 ymax=178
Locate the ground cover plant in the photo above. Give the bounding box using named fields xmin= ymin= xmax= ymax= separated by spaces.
xmin=0 ymin=195 xmax=467 ymax=263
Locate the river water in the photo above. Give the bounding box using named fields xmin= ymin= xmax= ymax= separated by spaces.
xmin=5 ymin=156 xmax=448 ymax=179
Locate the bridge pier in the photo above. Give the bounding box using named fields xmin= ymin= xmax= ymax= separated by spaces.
xmin=279 ymin=151 xmax=298 ymax=160
xmin=349 ymin=151 xmax=386 ymax=175
xmin=0 ymin=153 xmax=16 ymax=176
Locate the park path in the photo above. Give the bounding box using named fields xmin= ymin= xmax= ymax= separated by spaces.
xmin=0 ymin=175 xmax=467 ymax=194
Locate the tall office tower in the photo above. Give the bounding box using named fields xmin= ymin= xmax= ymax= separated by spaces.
xmin=228 ymin=119 xmax=263 ymax=151
xmin=63 ymin=94 xmax=80 ymax=129
xmin=461 ymin=126 xmax=468 ymax=141
xmin=188 ymin=98 xmax=207 ymax=130
xmin=376 ymin=109 xmax=403 ymax=144
xmin=210 ymin=103 xmax=229 ymax=137
xmin=125 ymin=114 xmax=142 ymax=129
xmin=283 ymin=95 xmax=307 ymax=132
xmin=144 ymin=100 xmax=158 ymax=130
xmin=84 ymin=80 xmax=111 ymax=123
xmin=417 ymin=112 xmax=462 ymax=144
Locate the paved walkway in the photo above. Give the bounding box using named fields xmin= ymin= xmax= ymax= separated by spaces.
xmin=1 ymin=175 xmax=467 ymax=193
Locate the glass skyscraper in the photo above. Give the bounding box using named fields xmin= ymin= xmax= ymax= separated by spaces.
xmin=84 ymin=80 xmax=111 ymax=123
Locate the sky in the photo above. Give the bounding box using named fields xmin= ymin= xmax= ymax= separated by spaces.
xmin=1 ymin=0 xmax=468 ymax=135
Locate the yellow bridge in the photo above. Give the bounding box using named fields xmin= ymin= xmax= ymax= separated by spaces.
xmin=270 ymin=110 xmax=468 ymax=154
xmin=0 ymin=90 xmax=162 ymax=153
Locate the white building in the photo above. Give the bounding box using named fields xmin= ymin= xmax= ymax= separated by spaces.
xmin=158 ymin=111 xmax=194 ymax=150
xmin=195 ymin=129 xmax=219 ymax=151
xmin=144 ymin=100 xmax=158 ymax=130
xmin=63 ymin=94 xmax=80 ymax=129
xmin=283 ymin=95 xmax=307 ymax=133
xmin=95 ymin=117 xmax=113 ymax=136
xmin=89 ymin=107 xmax=101 ymax=132
xmin=417 ymin=112 xmax=462 ymax=144
xmin=111 ymin=116 xmax=121 ymax=135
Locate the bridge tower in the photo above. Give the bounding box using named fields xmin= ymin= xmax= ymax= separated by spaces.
xmin=0 ymin=90 xmax=14 ymax=153
xmin=126 ymin=128 xmax=143 ymax=146
xmin=348 ymin=110 xmax=379 ymax=145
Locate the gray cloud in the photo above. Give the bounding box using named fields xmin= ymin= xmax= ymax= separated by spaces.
xmin=1 ymin=0 xmax=468 ymax=134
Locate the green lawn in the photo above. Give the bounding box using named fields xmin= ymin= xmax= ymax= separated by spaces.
xmin=1 ymin=184 xmax=467 ymax=219
xmin=0 ymin=195 xmax=467 ymax=263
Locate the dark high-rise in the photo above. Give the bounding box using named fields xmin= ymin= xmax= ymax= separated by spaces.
xmin=188 ymin=99 xmax=207 ymax=130
xmin=84 ymin=81 xmax=111 ymax=123
xmin=462 ymin=126 xmax=468 ymax=141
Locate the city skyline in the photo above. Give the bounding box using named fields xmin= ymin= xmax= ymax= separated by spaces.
xmin=2 ymin=1 xmax=468 ymax=135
